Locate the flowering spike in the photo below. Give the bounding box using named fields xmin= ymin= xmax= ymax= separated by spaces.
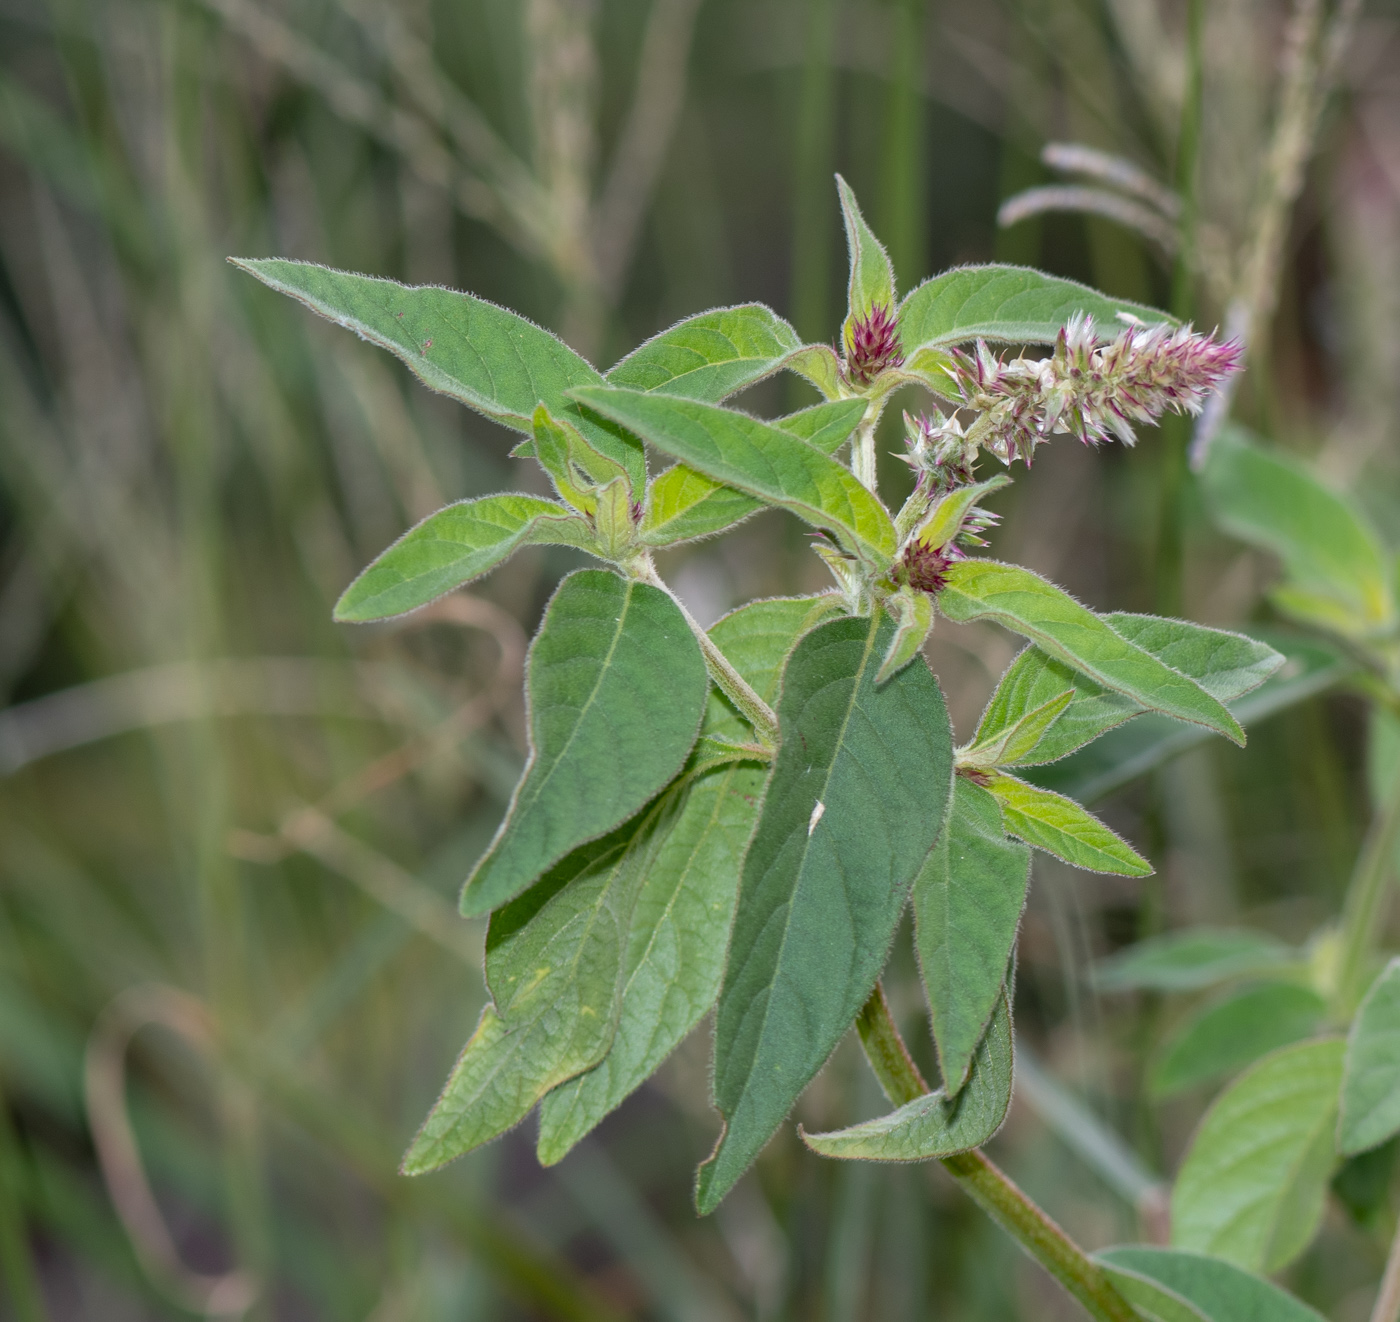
xmin=843 ymin=302 xmax=904 ymax=387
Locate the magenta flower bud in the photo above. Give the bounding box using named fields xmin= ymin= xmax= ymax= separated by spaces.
xmin=843 ymin=303 xmax=905 ymax=387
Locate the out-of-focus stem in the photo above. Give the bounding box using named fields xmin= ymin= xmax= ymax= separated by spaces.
xmin=854 ymin=986 xmax=1141 ymax=1322
xmin=1337 ymin=768 xmax=1400 ymax=1013
xmin=1371 ymin=1215 xmax=1400 ymax=1322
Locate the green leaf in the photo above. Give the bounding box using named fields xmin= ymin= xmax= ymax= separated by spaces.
xmin=534 ymin=598 xmax=824 ymax=1163
xmin=837 ymin=175 xmax=897 ymax=343
xmin=914 ymin=476 xmax=1012 ymax=552
xmin=1031 ymin=633 xmax=1352 ymax=804
xmin=696 ymin=612 xmax=954 ymax=1212
xmin=938 ymin=562 xmax=1245 ymax=745
xmin=1150 ymin=984 xmax=1327 ymax=1099
xmin=960 ymin=690 xmax=1073 ymax=770
xmin=784 ymin=343 xmax=843 ymax=399
xmin=572 ymin=387 xmax=898 ymax=567
xmin=1096 ymin=1247 xmax=1327 ymax=1322
xmin=1171 ymin=1038 xmax=1345 ymax=1273
xmin=1203 ymin=427 xmax=1394 ymax=637
xmin=230 ymin=258 xmax=647 ymax=492
xmin=876 ymin=588 xmax=935 ymax=683
xmin=462 ymin=571 xmax=708 ymax=916
xmin=333 ymin=494 xmax=593 ymax=622
xmin=605 ymin=304 xmax=801 ymax=401
xmin=800 ymin=985 xmax=1013 ymax=1160
xmin=773 ymin=397 xmax=869 ymax=454
xmin=1096 ymin=928 xmax=1296 ymax=993
xmin=1339 ymin=957 xmax=1400 ymax=1155
xmin=403 ymin=799 xmax=676 ymax=1173
xmin=974 ymin=617 xmax=1282 ymax=769
xmin=914 ymin=779 xmax=1029 ymax=1092
xmin=984 ymin=772 xmax=1150 ymax=876
xmin=532 ymin=404 xmax=630 ymax=514
xmin=897 ymin=264 xmax=1172 ymax=355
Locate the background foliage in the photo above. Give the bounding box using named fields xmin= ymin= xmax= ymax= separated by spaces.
xmin=1 ymin=0 xmax=1399 ymax=1318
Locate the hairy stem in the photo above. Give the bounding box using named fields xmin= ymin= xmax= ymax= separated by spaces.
xmin=855 ymin=985 xmax=1141 ymax=1322
xmin=1371 ymin=1214 xmax=1400 ymax=1322
xmin=1337 ymin=766 xmax=1400 ymax=1013
xmin=852 ymin=417 xmax=878 ymax=492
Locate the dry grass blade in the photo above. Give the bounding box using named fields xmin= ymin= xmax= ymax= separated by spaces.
xmin=997 ymin=184 xmax=1180 ymax=253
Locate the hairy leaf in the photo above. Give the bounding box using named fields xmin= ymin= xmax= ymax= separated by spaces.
xmin=1096 ymin=928 xmax=1296 ymax=993
xmin=960 ymin=690 xmax=1074 ymax=769
xmin=773 ymin=397 xmax=869 ymax=454
xmin=1150 ymin=984 xmax=1326 ymax=1099
xmin=837 ymin=174 xmax=897 ymax=340
xmin=800 ymin=986 xmax=1013 ymax=1160
xmin=334 ymin=494 xmax=593 ymax=622
xmin=1171 ymin=1038 xmax=1344 ymax=1272
xmin=939 ymin=562 xmax=1244 ymax=745
xmin=696 ymin=612 xmax=954 ymax=1212
xmin=462 ymin=571 xmax=707 ymax=916
xmin=916 ymin=476 xmax=1012 ymax=551
xmin=1096 ymin=1247 xmax=1326 ymax=1322
xmin=605 ymin=304 xmax=801 ymax=401
xmin=1339 ymin=958 xmax=1400 ymax=1156
xmin=984 ymin=772 xmax=1150 ymax=876
xmin=573 ymin=387 xmax=897 ymax=566
xmin=877 ymin=588 xmax=935 ymax=683
xmin=231 ymin=259 xmax=647 ymax=491
xmin=914 ymin=779 xmax=1028 ymax=1091
xmin=897 ymin=264 xmax=1171 ymax=355
xmin=532 ymin=405 xmax=630 ymax=514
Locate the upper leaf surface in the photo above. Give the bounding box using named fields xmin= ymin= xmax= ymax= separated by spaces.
xmin=938 ymin=561 xmax=1244 ymax=745
xmin=914 ymin=778 xmax=1028 ymax=1092
xmin=773 ymin=397 xmax=869 ymax=454
xmin=1096 ymin=1247 xmax=1326 ymax=1322
xmin=573 ymin=387 xmax=898 ymax=565
xmin=1339 ymin=957 xmax=1400 ymax=1156
xmin=462 ymin=571 xmax=707 ymax=916
xmin=1171 ymin=1037 xmax=1344 ymax=1273
xmin=334 ymin=494 xmax=593 ymax=622
xmin=801 ymin=986 xmax=1013 ymax=1160
xmin=1203 ymin=428 xmax=1393 ymax=636
xmin=231 ymin=259 xmax=646 ymax=491
xmin=837 ymin=175 xmax=897 ymax=339
xmin=897 ymin=264 xmax=1172 ymax=353
xmin=606 ymin=304 xmax=801 ymax=401
xmin=696 ymin=612 xmax=954 ymax=1212
xmin=1096 ymin=928 xmax=1295 ymax=992
xmin=984 ymin=772 xmax=1150 ymax=876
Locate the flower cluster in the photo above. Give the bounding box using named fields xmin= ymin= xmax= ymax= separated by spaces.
xmin=843 ymin=303 xmax=904 ymax=386
xmin=900 ymin=410 xmax=978 ymax=494
xmin=943 ymin=313 xmax=1242 ymax=466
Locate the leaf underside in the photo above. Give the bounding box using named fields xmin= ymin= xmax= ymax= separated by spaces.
xmin=1339 ymin=957 xmax=1400 ymax=1155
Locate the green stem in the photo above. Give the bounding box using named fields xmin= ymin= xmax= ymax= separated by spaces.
xmin=1336 ymin=766 xmax=1400 ymax=1013
xmin=1370 ymin=1212 xmax=1400 ymax=1322
xmin=855 ymin=985 xmax=1141 ymax=1322
xmin=851 ymin=417 xmax=878 ymax=493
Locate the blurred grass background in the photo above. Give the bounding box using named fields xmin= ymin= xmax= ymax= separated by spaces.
xmin=0 ymin=0 xmax=1398 ymax=1318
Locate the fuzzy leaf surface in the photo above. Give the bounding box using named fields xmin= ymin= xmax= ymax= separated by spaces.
xmin=1339 ymin=957 xmax=1400 ymax=1155
xmin=605 ymin=304 xmax=801 ymax=401
xmin=877 ymin=588 xmax=935 ymax=683
xmin=462 ymin=571 xmax=707 ymax=916
xmin=773 ymin=397 xmax=869 ymax=454
xmin=1095 ymin=928 xmax=1296 ymax=993
xmin=573 ymin=387 xmax=897 ymax=566
xmin=939 ymin=562 xmax=1244 ymax=745
xmin=1171 ymin=1038 xmax=1344 ymax=1272
xmin=914 ymin=779 xmax=1028 ymax=1091
xmin=696 ymin=612 xmax=954 ymax=1212
xmin=1096 ymin=1247 xmax=1326 ymax=1322
xmin=985 ymin=772 xmax=1150 ymax=876
xmin=1150 ymin=984 xmax=1326 ymax=1099
xmin=837 ymin=175 xmax=897 ymax=339
xmin=534 ymin=598 xmax=825 ymax=1162
xmin=800 ymin=987 xmax=1013 ymax=1160
xmin=231 ymin=259 xmax=646 ymax=491
xmin=403 ymin=804 xmax=674 ymax=1173
xmin=897 ymin=264 xmax=1171 ymax=354
xmin=1203 ymin=428 xmax=1393 ymax=636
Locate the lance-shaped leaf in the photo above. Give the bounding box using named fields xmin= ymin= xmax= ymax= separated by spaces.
xmin=696 ymin=612 xmax=954 ymax=1212
xmin=837 ymin=175 xmax=896 ymax=343
xmin=877 ymin=588 xmax=935 ymax=683
xmin=638 ymin=399 xmax=868 ymax=548
xmin=1096 ymin=928 xmax=1297 ymax=993
xmin=230 ymin=259 xmax=646 ymax=491
xmin=915 ymin=475 xmax=1012 ymax=551
xmin=784 ymin=343 xmax=843 ymax=399
xmin=403 ymin=800 xmax=676 ymax=1174
xmin=1096 ymin=1247 xmax=1327 ymax=1322
xmin=938 ymin=562 xmax=1244 ymax=745
xmin=800 ymin=986 xmax=1013 ymax=1160
xmin=334 ymin=494 xmax=593 ymax=622
xmin=573 ymin=387 xmax=897 ymax=566
xmin=462 ymin=571 xmax=707 ymax=916
xmin=535 ymin=598 xmax=826 ymax=1162
xmin=984 ymin=772 xmax=1150 ymax=876
xmin=914 ymin=779 xmax=1029 ymax=1092
xmin=959 ymin=689 xmax=1073 ymax=770
xmin=1150 ymin=984 xmax=1326 ymax=1099
xmin=1203 ymin=427 xmax=1394 ymax=637
xmin=1339 ymin=958 xmax=1400 ymax=1156
xmin=606 ymin=304 xmax=801 ymax=401
xmin=897 ymin=264 xmax=1172 ymax=356
xmin=1171 ymin=1038 xmax=1345 ymax=1273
